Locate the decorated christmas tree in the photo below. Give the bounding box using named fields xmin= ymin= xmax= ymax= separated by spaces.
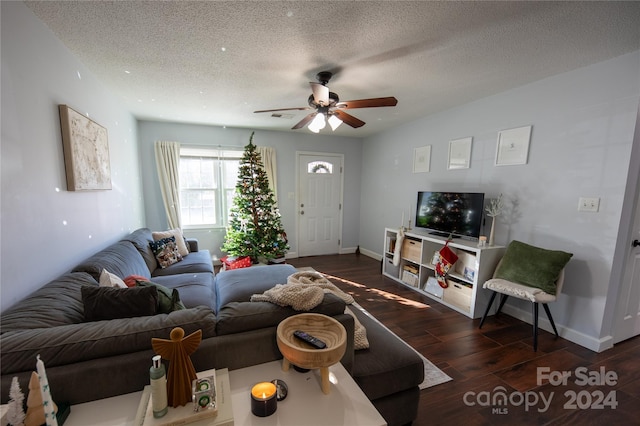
xmin=222 ymin=132 xmax=289 ymax=262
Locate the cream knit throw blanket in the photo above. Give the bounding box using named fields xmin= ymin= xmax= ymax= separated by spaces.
xmin=250 ymin=271 xmax=369 ymax=349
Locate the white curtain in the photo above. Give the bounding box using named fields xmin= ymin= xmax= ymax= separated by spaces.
xmin=155 ymin=141 xmax=182 ymax=229
xmin=257 ymin=145 xmax=278 ymax=204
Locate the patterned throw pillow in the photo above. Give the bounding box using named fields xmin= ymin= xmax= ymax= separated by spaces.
xmin=149 ymin=236 xmax=183 ymax=269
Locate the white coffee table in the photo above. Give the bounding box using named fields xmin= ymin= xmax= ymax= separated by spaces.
xmin=62 ymin=360 xmax=386 ymax=426
xmin=229 ymin=360 xmax=385 ymax=426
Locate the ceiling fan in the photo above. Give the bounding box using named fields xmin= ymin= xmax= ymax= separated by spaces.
xmin=254 ymin=71 xmax=397 ymax=133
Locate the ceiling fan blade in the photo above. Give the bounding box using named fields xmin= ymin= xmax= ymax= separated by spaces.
xmin=335 ymin=97 xmax=398 ymax=109
xmin=292 ymin=112 xmax=317 ymax=130
xmin=333 ymin=110 xmax=365 ymax=128
xmin=254 ymin=106 xmax=311 ymax=113
xmin=310 ymin=82 xmax=329 ymax=105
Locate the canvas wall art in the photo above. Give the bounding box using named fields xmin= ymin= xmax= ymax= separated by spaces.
xmin=59 ymin=104 xmax=111 ymax=191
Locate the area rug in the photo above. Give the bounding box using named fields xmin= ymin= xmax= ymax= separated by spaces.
xmin=295 ymin=267 xmax=452 ymax=389
xmin=350 ymin=302 xmax=452 ymax=389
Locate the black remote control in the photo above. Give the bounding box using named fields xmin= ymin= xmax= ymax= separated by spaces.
xmin=293 ymin=330 xmax=327 ymax=349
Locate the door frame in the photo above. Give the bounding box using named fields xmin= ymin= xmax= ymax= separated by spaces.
xmin=295 ymin=151 xmax=345 ymax=258
xmin=609 ymin=104 xmax=640 ymax=346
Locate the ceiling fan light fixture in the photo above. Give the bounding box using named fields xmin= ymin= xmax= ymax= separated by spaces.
xmin=328 ymin=114 xmax=343 ymax=131
xmin=308 ymin=112 xmax=326 ymax=133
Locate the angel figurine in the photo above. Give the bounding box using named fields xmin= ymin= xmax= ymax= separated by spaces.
xmin=152 ymin=327 xmax=202 ymax=407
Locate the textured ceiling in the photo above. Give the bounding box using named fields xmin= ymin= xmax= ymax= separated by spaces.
xmin=25 ymin=1 xmax=640 ymax=138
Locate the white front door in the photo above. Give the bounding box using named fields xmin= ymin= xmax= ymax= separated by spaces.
xmin=613 ymin=177 xmax=640 ymax=343
xmin=297 ymin=153 xmax=343 ymax=257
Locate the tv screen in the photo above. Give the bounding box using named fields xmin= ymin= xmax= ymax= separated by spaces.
xmin=415 ymin=192 xmax=485 ymax=240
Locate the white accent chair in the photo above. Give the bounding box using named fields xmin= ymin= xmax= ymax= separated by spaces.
xmin=478 ymin=261 xmax=565 ymax=352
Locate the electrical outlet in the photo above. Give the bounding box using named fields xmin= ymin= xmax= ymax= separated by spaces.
xmin=578 ymin=197 xmax=600 ymax=212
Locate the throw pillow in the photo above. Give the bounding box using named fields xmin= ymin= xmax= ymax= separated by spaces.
xmin=81 ymin=285 xmax=158 ymax=322
xmin=135 ymin=280 xmax=186 ymax=314
xmin=494 ymin=240 xmax=573 ymax=295
xmin=152 ymin=228 xmax=189 ymax=257
xmin=149 ymin=236 xmax=183 ymax=269
xmin=123 ymin=274 xmax=150 ymax=288
xmin=99 ymin=269 xmax=127 ymax=288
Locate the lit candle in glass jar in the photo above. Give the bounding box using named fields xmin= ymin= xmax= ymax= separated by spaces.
xmin=251 ymin=382 xmax=277 ymax=417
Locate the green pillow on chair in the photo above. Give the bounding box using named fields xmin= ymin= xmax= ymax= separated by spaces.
xmin=494 ymin=240 xmax=572 ymax=295
xmin=136 ymin=280 xmax=186 ymax=313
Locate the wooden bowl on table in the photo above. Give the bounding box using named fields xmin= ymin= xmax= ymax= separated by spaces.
xmin=276 ymin=313 xmax=347 ymax=394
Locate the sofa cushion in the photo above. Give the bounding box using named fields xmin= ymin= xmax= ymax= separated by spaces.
xmin=215 ymin=264 xmax=297 ymax=311
xmin=121 ymin=228 xmax=158 ymax=273
xmin=151 ymin=272 xmax=216 ymax=310
xmin=151 ymin=250 xmax=214 ymax=277
xmin=150 ymin=236 xmax=183 ymax=269
xmin=152 ymin=228 xmax=189 ymax=257
xmin=72 ymin=241 xmax=151 ymax=282
xmin=99 ymin=269 xmax=127 ymax=288
xmin=1 ymin=272 xmax=97 ymax=333
xmin=216 ymin=293 xmax=347 ymax=335
xmin=349 ymin=307 xmax=424 ymax=401
xmin=124 ymin=274 xmax=150 ymax=287
xmin=136 ymin=280 xmax=186 ymax=314
xmin=0 ymin=306 xmax=217 ymax=375
xmin=81 ymin=286 xmax=158 ymax=322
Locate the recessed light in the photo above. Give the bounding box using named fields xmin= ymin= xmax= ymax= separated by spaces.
xmin=76 ymin=71 xmax=82 ymax=80
xmin=221 ymin=47 xmax=226 ymax=52
xmin=124 ymin=70 xmax=131 ymax=74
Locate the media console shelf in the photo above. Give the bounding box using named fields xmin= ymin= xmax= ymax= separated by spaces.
xmin=382 ymin=228 xmax=505 ymax=319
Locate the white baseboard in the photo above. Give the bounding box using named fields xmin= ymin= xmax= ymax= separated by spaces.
xmin=500 ymin=304 xmax=611 ymax=353
xmin=359 ymin=248 xmax=382 ymax=261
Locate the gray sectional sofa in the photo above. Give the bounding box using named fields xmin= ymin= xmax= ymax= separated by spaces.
xmin=0 ymin=228 xmax=423 ymax=426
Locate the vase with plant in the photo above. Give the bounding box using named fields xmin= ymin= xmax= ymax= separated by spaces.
xmin=485 ymin=194 xmax=504 ymax=246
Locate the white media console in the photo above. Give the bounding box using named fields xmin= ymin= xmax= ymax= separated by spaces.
xmin=382 ymin=227 xmax=505 ymax=319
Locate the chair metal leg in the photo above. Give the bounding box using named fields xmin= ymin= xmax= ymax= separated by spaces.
xmin=496 ymin=294 xmax=509 ymax=314
xmin=533 ymin=303 xmax=539 ymax=352
xmin=479 ymin=291 xmax=498 ymax=329
xmin=543 ymin=304 xmax=559 ymax=337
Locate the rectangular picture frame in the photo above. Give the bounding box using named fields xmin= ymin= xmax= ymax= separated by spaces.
xmin=413 ymin=145 xmax=431 ymax=173
xmin=495 ymin=125 xmax=532 ymax=166
xmin=59 ymin=104 xmax=111 ymax=191
xmin=448 ymin=137 xmax=472 ymax=169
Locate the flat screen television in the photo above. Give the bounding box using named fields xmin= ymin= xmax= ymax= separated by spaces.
xmin=415 ymin=191 xmax=485 ymax=240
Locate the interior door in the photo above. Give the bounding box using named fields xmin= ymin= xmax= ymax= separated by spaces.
xmin=613 ymin=105 xmax=640 ymax=344
xmin=613 ymin=177 xmax=640 ymax=343
xmin=297 ymin=153 xmax=343 ymax=257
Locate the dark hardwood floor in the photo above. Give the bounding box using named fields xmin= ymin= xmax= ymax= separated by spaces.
xmin=286 ymin=254 xmax=640 ymax=426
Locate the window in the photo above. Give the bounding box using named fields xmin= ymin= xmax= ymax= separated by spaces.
xmin=179 ymin=147 xmax=242 ymax=228
xmin=307 ymin=161 xmax=333 ymax=174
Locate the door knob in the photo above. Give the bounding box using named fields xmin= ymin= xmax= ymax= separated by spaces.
xmin=300 ymin=211 xmax=304 ymax=215
xmin=633 ymin=239 xmax=640 ymax=247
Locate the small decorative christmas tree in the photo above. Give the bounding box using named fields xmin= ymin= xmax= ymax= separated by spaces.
xmin=7 ymin=376 xmax=26 ymax=426
xmin=222 ymin=132 xmax=289 ymax=262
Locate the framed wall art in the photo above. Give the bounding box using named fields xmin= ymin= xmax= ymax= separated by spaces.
xmin=413 ymin=145 xmax=431 ymax=173
xmin=447 ymin=137 xmax=472 ymax=170
xmin=495 ymin=125 xmax=532 ymax=166
xmin=59 ymin=104 xmax=111 ymax=191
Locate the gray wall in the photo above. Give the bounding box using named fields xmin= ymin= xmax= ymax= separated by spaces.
xmin=358 ymin=51 xmax=640 ymax=351
xmin=0 ymin=2 xmax=145 ymax=310
xmin=137 ymin=122 xmax=362 ymax=260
